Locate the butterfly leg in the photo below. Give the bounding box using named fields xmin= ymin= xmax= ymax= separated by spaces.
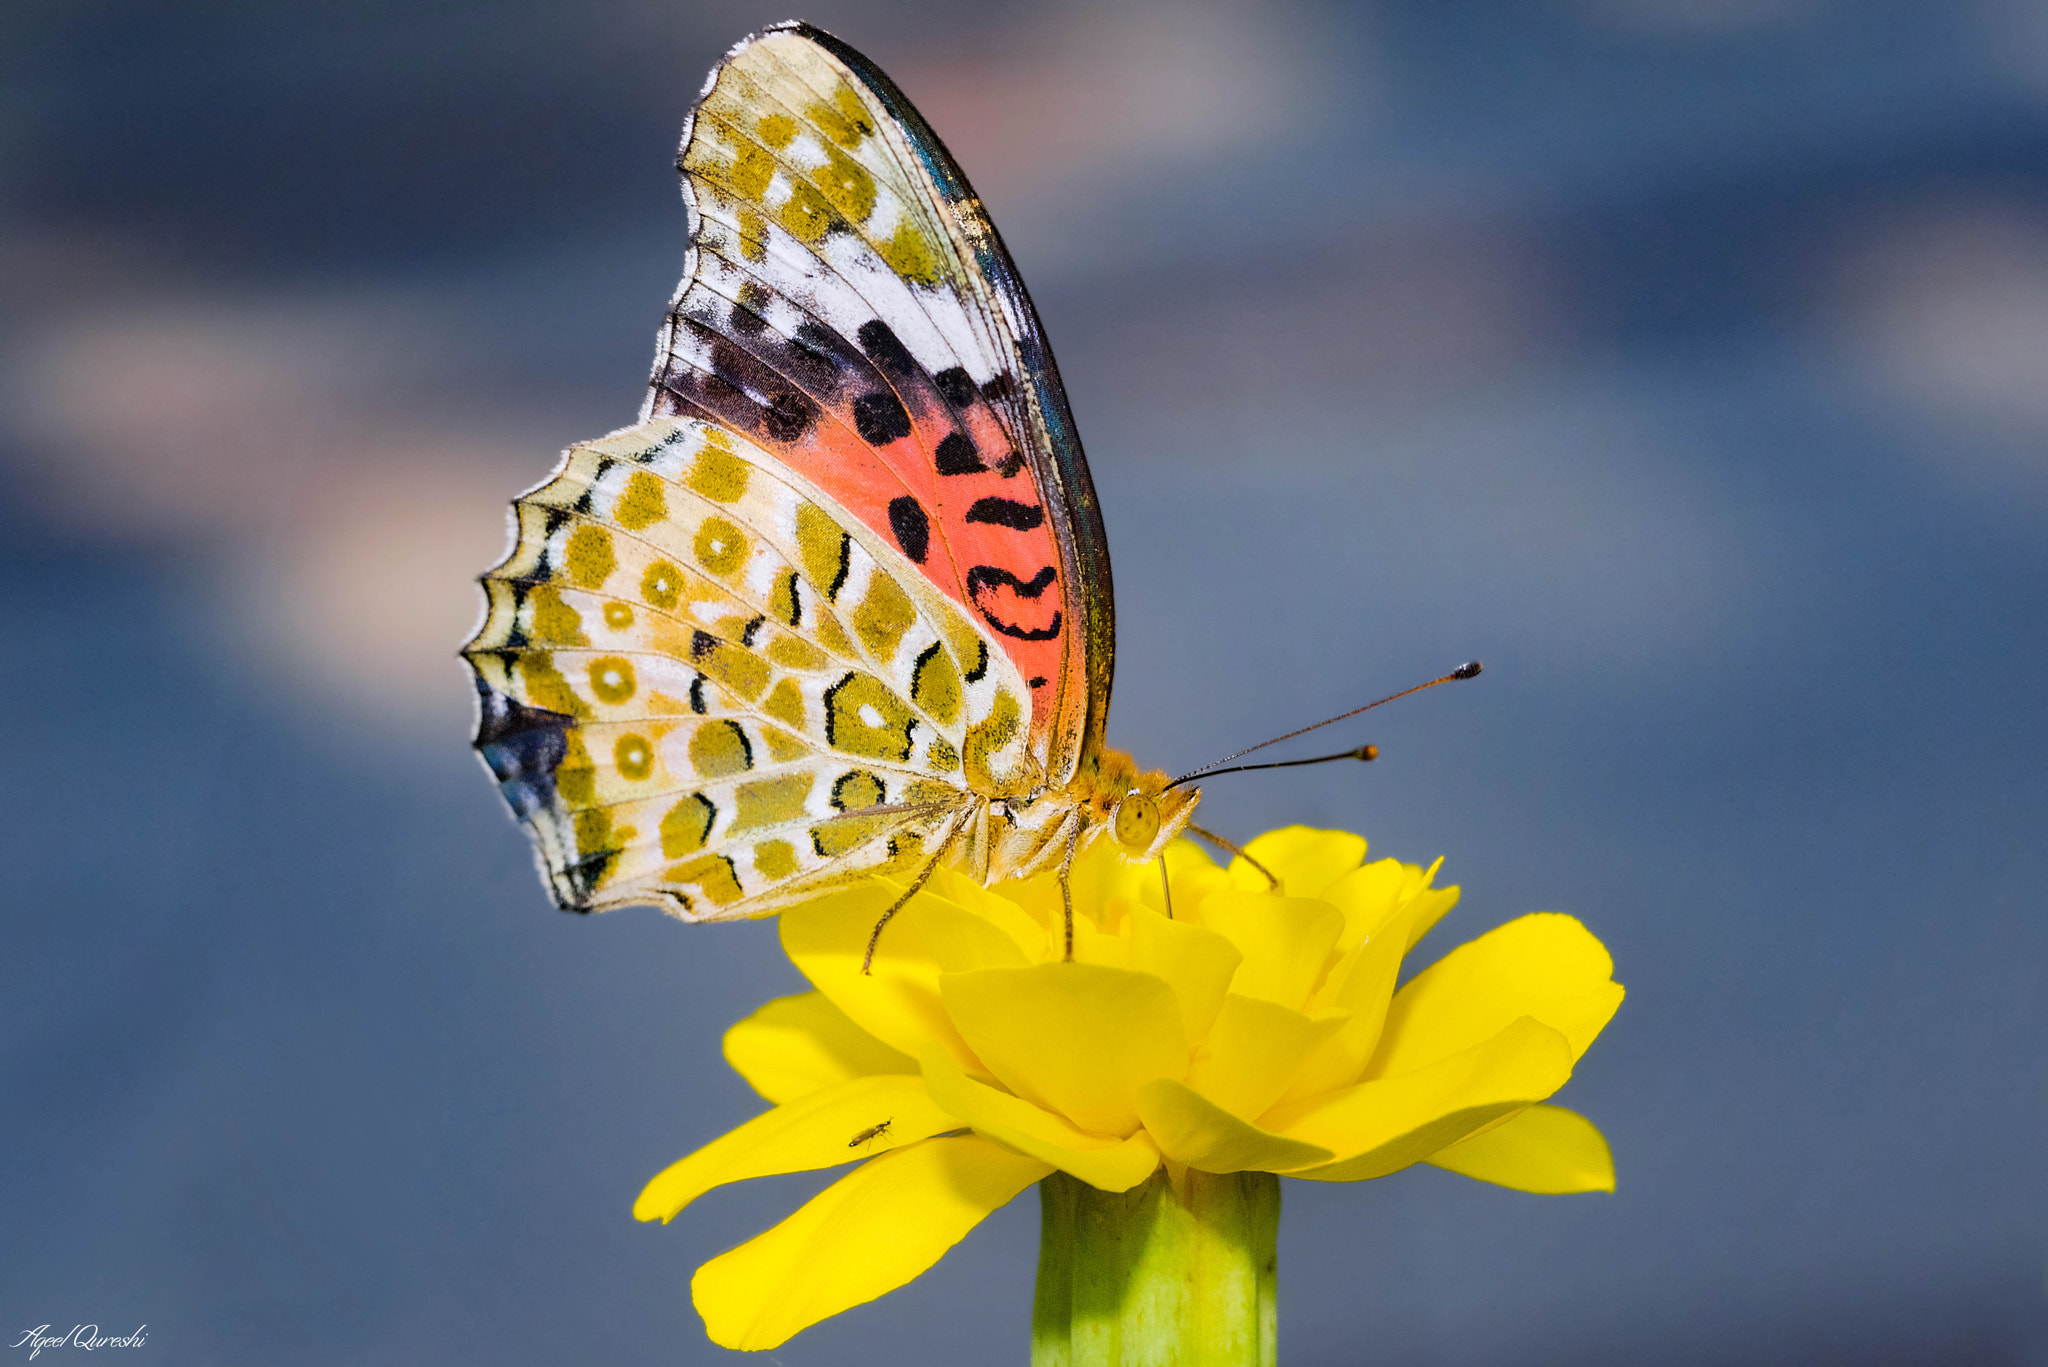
xmin=1158 ymin=852 xmax=1175 ymax=920
xmin=1185 ymin=822 xmax=1278 ymax=890
xmin=861 ymin=811 xmax=968 ymax=975
xmin=1058 ymin=816 xmax=1082 ymax=961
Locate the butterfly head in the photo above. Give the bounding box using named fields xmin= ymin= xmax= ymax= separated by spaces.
xmin=1095 ymin=758 xmax=1199 ymax=864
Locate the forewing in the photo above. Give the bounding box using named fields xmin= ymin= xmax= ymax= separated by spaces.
xmin=647 ymin=22 xmax=1113 ymax=787
xmin=462 ymin=417 xmax=1035 ymax=919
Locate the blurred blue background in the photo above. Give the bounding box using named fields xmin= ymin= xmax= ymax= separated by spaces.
xmin=4 ymin=1 xmax=2045 ymax=1362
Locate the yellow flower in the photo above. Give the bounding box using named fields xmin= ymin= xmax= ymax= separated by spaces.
xmin=638 ymin=826 xmax=1624 ymax=1352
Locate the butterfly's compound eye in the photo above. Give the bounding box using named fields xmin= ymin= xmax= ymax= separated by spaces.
xmin=1112 ymin=792 xmax=1161 ymax=850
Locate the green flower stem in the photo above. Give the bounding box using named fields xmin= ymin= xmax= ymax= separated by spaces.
xmin=1032 ymin=1167 xmax=1278 ymax=1367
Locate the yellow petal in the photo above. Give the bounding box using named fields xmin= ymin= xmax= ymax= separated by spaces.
xmin=925 ymin=864 xmax=1052 ymax=955
xmin=1070 ymin=909 xmax=1133 ymax=970
xmin=1146 ymin=838 xmax=1233 ymax=918
xmin=1125 ymin=905 xmax=1242 ymax=1044
xmin=635 ymin=1075 xmax=957 ymax=1223
xmin=920 ymin=1047 xmax=1160 ymax=1192
xmin=1000 ymin=837 xmax=1155 ymax=939
xmin=1370 ymin=913 xmax=1623 ymax=1079
xmin=1194 ymin=890 xmax=1343 ymax=1009
xmin=1185 ymin=993 xmax=1349 ymax=1120
xmin=940 ymin=964 xmax=1188 ymax=1136
xmin=691 ymin=1135 xmax=1050 ymax=1351
xmin=1280 ymin=890 xmax=1443 ymax=1104
xmin=1320 ymin=857 xmax=1456 ymax=956
xmin=1266 ymin=1016 xmax=1574 ymax=1181
xmin=723 ymin=991 xmax=917 ymax=1105
xmin=1231 ymin=825 xmax=1367 ymax=897
xmin=781 ymin=880 xmax=1031 ymax=1073
xmin=1134 ymin=1078 xmax=1334 ymax=1173
xmin=1426 ymin=1104 xmax=1615 ymax=1193
xmin=1395 ymin=864 xmax=1458 ymax=952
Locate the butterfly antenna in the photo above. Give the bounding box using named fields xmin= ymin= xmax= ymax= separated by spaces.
xmin=1165 ymin=661 xmax=1481 ymax=791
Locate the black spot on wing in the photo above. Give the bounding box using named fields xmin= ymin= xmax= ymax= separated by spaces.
xmin=560 ymin=849 xmax=619 ymax=906
xmin=965 ymin=497 xmax=1045 ymax=531
xmin=888 ymin=496 xmax=931 ymax=564
xmin=967 ymin=565 xmax=1057 ymax=599
xmin=934 ymin=366 xmax=978 ymax=411
xmin=708 ymin=331 xmax=779 ymax=395
xmin=853 ymin=391 xmax=912 ymax=445
xmin=963 ymin=638 xmax=989 ymax=684
xmin=763 ymin=390 xmax=816 ymax=441
xmin=730 ymin=294 xmax=768 ymax=336
xmin=980 ymin=609 xmax=1062 ymax=642
xmin=856 ymin=319 xmax=919 ymax=379
xmin=660 ymin=369 xmax=758 ymax=435
xmin=934 ymin=432 xmax=985 ymax=476
xmin=472 ymin=678 xmax=576 ymax=820
xmin=966 ymin=565 xmax=1063 ymax=641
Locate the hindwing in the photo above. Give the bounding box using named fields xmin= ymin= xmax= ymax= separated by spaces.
xmin=463 ymin=417 xmax=1036 ymax=918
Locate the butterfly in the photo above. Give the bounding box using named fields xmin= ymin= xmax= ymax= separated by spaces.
xmin=463 ymin=21 xmax=1213 ymax=958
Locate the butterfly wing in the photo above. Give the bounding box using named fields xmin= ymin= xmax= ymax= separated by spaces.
xmin=464 ymin=416 xmax=1039 ymax=918
xmin=647 ymin=22 xmax=1114 ymax=790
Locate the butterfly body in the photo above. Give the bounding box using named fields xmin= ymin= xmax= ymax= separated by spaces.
xmin=465 ymin=23 xmax=1198 ymax=923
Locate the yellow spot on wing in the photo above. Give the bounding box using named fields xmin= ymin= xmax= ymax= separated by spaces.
xmin=690 ymin=719 xmax=754 ymax=778
xmin=879 ymin=218 xmax=940 ymax=287
xmin=573 ymin=808 xmax=632 ymax=872
xmin=696 ymin=639 xmax=769 ymax=700
xmin=778 ymin=178 xmax=835 ymax=245
xmin=815 ymin=144 xmax=876 ymax=225
xmin=832 ymin=770 xmax=885 ymax=811
xmin=614 ymin=472 xmax=668 ymax=530
xmin=852 ymin=571 xmax=915 ymax=662
xmin=732 ymin=772 xmax=814 ymax=831
xmin=666 ymin=853 xmax=743 ymax=906
xmin=962 ymin=688 xmax=1022 ymax=789
xmin=588 ymin=657 xmax=635 ymax=704
xmin=795 ymin=504 xmax=850 ymax=601
xmin=738 ymin=207 xmax=768 ymax=262
xmin=686 ymin=445 xmax=751 ymax=503
xmin=557 ymin=731 xmax=597 ymax=803
xmin=763 ymin=677 xmax=806 ymax=730
xmin=813 ymin=81 xmax=873 ymax=148
xmin=695 ymin=516 xmax=748 ymax=577
xmin=769 ymin=569 xmax=801 ymax=627
xmin=641 ymin=560 xmax=682 ymax=611
xmin=813 ymin=609 xmax=855 ymax=658
xmin=614 ymin=733 xmax=654 ymax=780
xmin=529 ymin=585 xmax=587 ymax=645
xmin=729 ymin=141 xmax=775 ymax=200
xmin=825 ymin=673 xmax=915 ymax=763
xmin=762 ymin=726 xmax=810 ymax=764
xmin=768 ymin=635 xmax=826 ymax=672
xmin=520 ymin=652 xmax=588 ymax=718
xmin=564 ymin=525 xmax=616 ymax=589
xmin=754 ymin=839 xmax=798 ymax=880
xmin=910 ymin=642 xmax=962 ymax=726
xmin=660 ymin=794 xmax=715 ymax=858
